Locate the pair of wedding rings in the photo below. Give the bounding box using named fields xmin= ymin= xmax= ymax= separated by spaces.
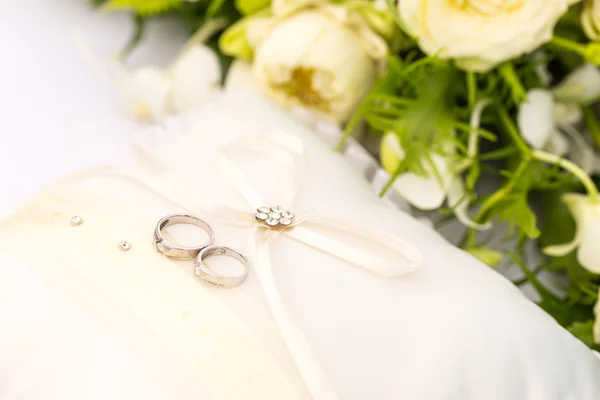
xmin=153 ymin=214 xmax=249 ymax=288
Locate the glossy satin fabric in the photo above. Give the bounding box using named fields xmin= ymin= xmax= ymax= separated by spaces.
xmin=2 ymin=91 xmax=600 ymax=399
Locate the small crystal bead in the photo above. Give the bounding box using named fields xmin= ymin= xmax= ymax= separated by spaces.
xmin=118 ymin=240 xmax=132 ymax=251
xmin=269 ymin=212 xmax=281 ymax=220
xmin=255 ymin=212 xmax=268 ymax=220
xmin=257 ymin=207 xmax=270 ymax=213
xmin=271 ymin=206 xmax=284 ymax=213
xmin=69 ymin=216 xmax=83 ymax=226
xmin=280 ymin=218 xmax=292 ymax=226
xmin=265 ymin=218 xmax=279 ymax=226
xmin=281 ymin=211 xmax=294 ymax=219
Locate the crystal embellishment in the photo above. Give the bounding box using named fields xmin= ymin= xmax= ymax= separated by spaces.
xmin=255 ymin=206 xmax=295 ymax=228
xmin=280 ymin=218 xmax=292 ymax=226
xmin=118 ymin=240 xmax=132 ymax=251
xmin=266 ymin=218 xmax=279 ymax=226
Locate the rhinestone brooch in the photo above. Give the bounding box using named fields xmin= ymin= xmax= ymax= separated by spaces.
xmin=255 ymin=206 xmax=295 ymax=227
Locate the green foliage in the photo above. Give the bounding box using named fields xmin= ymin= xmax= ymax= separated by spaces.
xmin=567 ymin=320 xmax=597 ymax=347
xmin=465 ymin=247 xmax=503 ymax=267
xmin=340 ymin=57 xmax=464 ymax=195
xmin=491 ymin=194 xmax=540 ymax=239
xmin=219 ymin=17 xmax=255 ymax=59
xmin=235 ymin=0 xmax=270 ymax=15
xmin=102 ymin=0 xmax=181 ymax=15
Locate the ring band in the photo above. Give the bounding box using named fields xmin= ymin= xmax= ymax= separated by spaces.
xmin=153 ymin=214 xmax=214 ymax=259
xmin=194 ymin=246 xmax=249 ymax=288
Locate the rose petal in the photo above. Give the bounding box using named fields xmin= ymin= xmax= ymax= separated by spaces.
xmin=393 ymin=171 xmax=448 ymax=210
xmin=576 ymin=198 xmax=600 ymax=273
xmin=517 ymin=89 xmax=555 ymax=149
xmin=380 ymin=133 xmax=453 ymax=210
xmin=225 ymin=60 xmax=261 ymax=92
xmin=553 ymin=63 xmax=600 ymax=104
xmin=553 ymin=102 xmax=582 ymax=126
xmin=547 ymin=129 xmax=570 ymax=156
xmin=561 ymin=123 xmax=596 ymax=174
xmin=169 ymin=45 xmax=221 ymax=114
xmin=252 ymin=9 xmax=377 ymax=122
xmin=124 ymin=67 xmax=171 ymax=121
xmin=394 ymin=153 xmax=452 ymax=210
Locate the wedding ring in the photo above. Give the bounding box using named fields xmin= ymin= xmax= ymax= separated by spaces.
xmin=194 ymin=246 xmax=249 ymax=288
xmin=153 ymin=214 xmax=214 ymax=259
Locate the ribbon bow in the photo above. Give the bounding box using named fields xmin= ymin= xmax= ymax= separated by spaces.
xmin=126 ymin=131 xmax=422 ymax=400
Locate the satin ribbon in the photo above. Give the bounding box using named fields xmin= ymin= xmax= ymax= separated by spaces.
xmin=116 ymin=131 xmax=423 ymax=400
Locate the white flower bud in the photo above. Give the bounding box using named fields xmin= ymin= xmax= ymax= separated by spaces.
xmin=115 ymin=45 xmax=221 ymax=122
xmin=544 ymin=193 xmax=600 ymax=274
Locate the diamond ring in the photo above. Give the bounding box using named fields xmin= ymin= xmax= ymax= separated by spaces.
xmin=194 ymin=246 xmax=250 ymax=288
xmin=153 ymin=214 xmax=214 ymax=259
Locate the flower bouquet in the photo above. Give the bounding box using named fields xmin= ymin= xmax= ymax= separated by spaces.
xmin=94 ymin=0 xmax=600 ymax=349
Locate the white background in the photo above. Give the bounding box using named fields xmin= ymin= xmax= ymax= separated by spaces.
xmin=0 ymin=0 xmax=188 ymax=214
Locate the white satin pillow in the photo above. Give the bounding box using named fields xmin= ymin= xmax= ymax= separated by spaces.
xmin=0 ymin=91 xmax=599 ymax=399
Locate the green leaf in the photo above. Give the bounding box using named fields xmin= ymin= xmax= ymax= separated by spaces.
xmin=102 ymin=0 xmax=181 ymax=15
xmin=235 ymin=0 xmax=270 ymax=15
xmin=567 ymin=320 xmax=597 ymax=347
xmin=219 ymin=18 xmax=254 ymax=59
xmin=207 ymin=0 xmax=227 ymax=17
xmin=492 ymin=194 xmax=540 ymax=239
xmin=508 ymin=251 xmax=592 ymax=328
xmin=358 ymin=62 xmax=461 ymax=195
xmin=538 ymin=187 xmax=577 ymax=249
xmin=465 ymin=247 xmax=503 ymax=267
xmin=585 ymin=43 xmax=600 ymax=66
xmin=384 ymin=0 xmax=412 ymax=37
xmin=498 ymin=63 xmax=526 ymax=105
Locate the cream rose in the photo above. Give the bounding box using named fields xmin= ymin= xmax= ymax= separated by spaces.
xmin=251 ymin=8 xmax=381 ymax=123
xmin=399 ymin=0 xmax=576 ymax=72
xmin=220 ymin=1 xmax=394 ymax=123
xmin=583 ymin=0 xmax=600 ymax=40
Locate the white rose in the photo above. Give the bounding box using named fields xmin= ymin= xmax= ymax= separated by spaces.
xmin=247 ymin=4 xmax=389 ymax=123
xmin=399 ymin=0 xmax=575 ymax=72
xmin=583 ymin=0 xmax=600 ymax=40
